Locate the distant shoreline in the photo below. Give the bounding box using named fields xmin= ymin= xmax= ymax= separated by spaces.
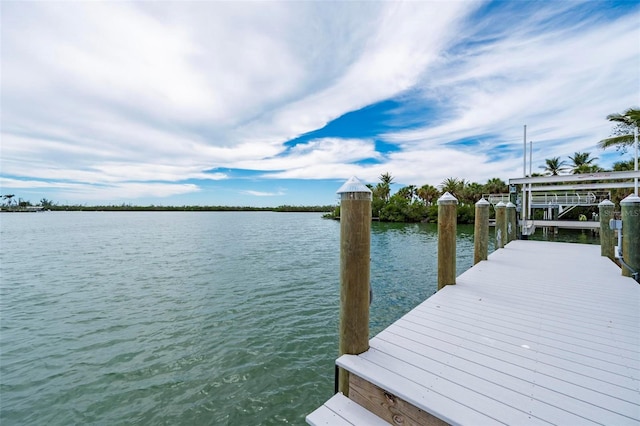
xmin=0 ymin=205 xmax=334 ymax=213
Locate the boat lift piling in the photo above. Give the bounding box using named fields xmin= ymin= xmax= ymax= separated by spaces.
xmin=473 ymin=198 xmax=490 ymax=264
xmin=336 ymin=177 xmax=372 ymax=396
xmin=437 ymin=192 xmax=458 ymax=290
xmin=599 ymin=199 xmax=616 ymax=261
xmin=494 ymin=201 xmax=506 ymax=249
xmin=620 ymin=194 xmax=640 ymax=281
xmin=506 ymin=202 xmax=516 ymax=244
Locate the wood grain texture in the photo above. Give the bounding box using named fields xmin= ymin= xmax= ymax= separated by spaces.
xmin=349 ymin=374 xmax=447 ymax=426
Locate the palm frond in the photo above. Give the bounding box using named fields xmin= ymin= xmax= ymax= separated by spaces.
xmin=598 ymin=134 xmax=634 ymax=149
xmin=622 ymin=107 xmax=640 ymax=127
xmin=606 ymin=108 xmax=640 ymax=127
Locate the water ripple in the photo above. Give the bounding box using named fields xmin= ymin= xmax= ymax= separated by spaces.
xmin=0 ymin=212 xmax=599 ymax=424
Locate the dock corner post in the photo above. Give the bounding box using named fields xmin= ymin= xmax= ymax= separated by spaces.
xmin=506 ymin=202 xmax=516 ymax=244
xmin=620 ymin=194 xmax=640 ymax=279
xmin=474 ymin=198 xmax=490 ymax=264
xmin=598 ymin=199 xmax=615 ymax=261
xmin=336 ymin=176 xmax=372 ymax=396
xmin=438 ymin=192 xmax=458 ymax=290
xmin=494 ymin=202 xmax=506 ymax=250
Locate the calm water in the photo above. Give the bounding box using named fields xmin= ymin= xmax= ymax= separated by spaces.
xmin=0 ymin=212 xmax=597 ymax=425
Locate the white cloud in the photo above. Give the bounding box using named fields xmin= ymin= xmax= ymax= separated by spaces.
xmin=242 ymin=1 xmax=475 ymax=143
xmin=0 ymin=178 xmax=83 ymax=190
xmin=1 ymin=1 xmax=638 ymax=204
xmin=234 ymin=138 xmax=380 ymax=172
xmin=240 ymin=190 xmax=286 ymax=197
xmin=6 ymin=1 xmax=439 ymax=195
xmin=0 ymin=178 xmax=200 ymax=201
xmin=383 ymin=7 xmax=640 ymax=176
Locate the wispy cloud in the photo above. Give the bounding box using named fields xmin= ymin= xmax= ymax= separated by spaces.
xmin=373 ymin=3 xmax=639 ymax=183
xmin=0 ymin=178 xmax=200 ymax=201
xmin=240 ymin=190 xmax=286 ymax=197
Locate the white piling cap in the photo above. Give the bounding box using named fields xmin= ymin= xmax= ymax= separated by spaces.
xmin=598 ymin=199 xmax=615 ymax=206
xmin=620 ymin=193 xmax=640 ymax=204
xmin=336 ymin=176 xmax=372 ymax=194
xmin=506 ymin=202 xmax=516 ymax=208
xmin=476 ymin=198 xmax=490 ymax=206
xmin=437 ymin=192 xmax=458 ymax=204
xmin=495 ymin=201 xmax=506 ymax=208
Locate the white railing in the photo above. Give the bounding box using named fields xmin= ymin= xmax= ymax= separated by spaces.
xmin=483 ymin=194 xmax=510 ymax=205
xmin=529 ymin=191 xmax=609 ymax=207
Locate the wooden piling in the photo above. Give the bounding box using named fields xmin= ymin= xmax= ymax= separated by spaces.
xmin=494 ymin=202 xmax=506 ymax=250
xmin=438 ymin=192 xmax=458 ymax=290
xmin=620 ymin=194 xmax=640 ymax=279
xmin=506 ymin=202 xmax=516 ymax=244
xmin=598 ymin=199 xmax=615 ymax=261
xmin=474 ymin=198 xmax=490 ymax=265
xmin=337 ymin=177 xmax=372 ymax=395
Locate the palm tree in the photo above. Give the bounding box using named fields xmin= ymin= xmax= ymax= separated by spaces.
xmin=568 ymin=152 xmax=599 ymax=174
xmin=439 ymin=177 xmax=465 ymax=198
xmin=598 ymin=107 xmax=640 ymax=151
xmin=483 ymin=178 xmax=508 ymax=195
xmin=376 ymin=172 xmax=394 ymax=202
xmin=462 ymin=182 xmax=484 ymax=204
xmin=540 ymin=157 xmax=568 ymax=175
xmin=612 ymin=159 xmax=635 ymax=171
xmin=396 ymin=185 xmax=417 ymax=201
xmin=417 ymin=184 xmax=439 ymax=206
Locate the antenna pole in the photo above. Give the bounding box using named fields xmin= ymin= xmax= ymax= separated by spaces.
xmin=523 ymin=125 xmax=527 ymax=177
xmin=529 ymin=141 xmax=532 ymax=176
xmin=634 ymin=126 xmax=638 ymax=196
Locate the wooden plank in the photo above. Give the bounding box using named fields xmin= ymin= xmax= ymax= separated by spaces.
xmin=306 ymin=393 xmax=389 ymax=426
xmin=325 ymin=392 xmax=390 ymax=426
xmin=400 ymin=309 xmax=639 ymax=385
xmin=446 ymin=277 xmax=637 ymax=323
xmin=337 ymin=354 xmax=507 ymax=425
xmin=424 ymin=288 xmax=639 ymax=344
xmin=409 ymin=296 xmax=640 ymax=361
xmin=421 ymin=295 xmax=639 ymax=349
xmin=383 ymin=319 xmax=639 ymax=397
xmin=306 ymin=404 xmax=354 ymax=426
xmin=349 ymin=373 xmax=447 ymax=426
xmin=408 ymin=308 xmax=639 ymax=385
xmin=454 ymin=258 xmax=637 ymax=312
xmin=363 ymin=340 xmax=620 ymax=425
xmin=405 ymin=305 xmax=638 ymax=375
xmin=371 ymin=331 xmax=639 ymax=421
xmin=411 ymin=289 xmax=638 ymax=345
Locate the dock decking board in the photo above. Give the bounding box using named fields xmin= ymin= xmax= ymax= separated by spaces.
xmin=308 ymin=240 xmax=640 ymax=425
xmin=305 ymin=392 xmax=390 ymax=426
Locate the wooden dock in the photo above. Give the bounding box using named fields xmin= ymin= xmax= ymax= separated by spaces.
xmin=307 ymin=240 xmax=640 ymax=425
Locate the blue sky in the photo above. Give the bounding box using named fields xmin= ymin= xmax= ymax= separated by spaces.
xmin=1 ymin=1 xmax=639 ymax=207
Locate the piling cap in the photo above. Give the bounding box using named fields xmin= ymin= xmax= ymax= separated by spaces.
xmin=506 ymin=202 xmax=516 ymax=208
xmin=476 ymin=198 xmax=490 ymax=206
xmin=437 ymin=192 xmax=458 ymax=205
xmin=620 ymin=193 xmax=640 ymax=204
xmin=598 ymin=199 xmax=615 ymax=206
xmin=336 ymin=176 xmax=372 ymax=194
xmin=495 ymin=201 xmax=506 ymax=208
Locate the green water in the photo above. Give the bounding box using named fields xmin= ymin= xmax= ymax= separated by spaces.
xmin=0 ymin=212 xmax=597 ymax=424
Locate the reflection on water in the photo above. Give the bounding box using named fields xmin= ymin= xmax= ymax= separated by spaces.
xmin=527 ymin=226 xmax=601 ymax=245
